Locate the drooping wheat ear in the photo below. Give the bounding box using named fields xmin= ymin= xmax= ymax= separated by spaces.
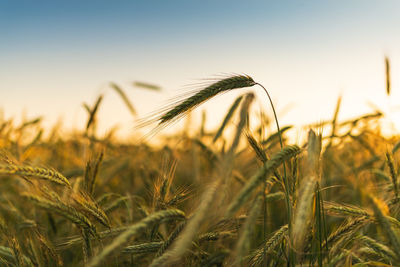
xmin=226 ymin=145 xmax=301 ymax=217
xmin=0 ymin=163 xmax=70 ymax=186
xmin=159 ymin=75 xmax=256 ymax=124
xmin=87 ymin=209 xmax=185 ymax=267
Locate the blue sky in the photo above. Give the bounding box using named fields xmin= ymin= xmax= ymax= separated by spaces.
xmin=1 ymin=1 xmax=399 ymax=138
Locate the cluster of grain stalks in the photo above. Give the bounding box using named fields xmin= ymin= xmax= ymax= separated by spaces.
xmin=0 ymin=71 xmax=399 ymax=266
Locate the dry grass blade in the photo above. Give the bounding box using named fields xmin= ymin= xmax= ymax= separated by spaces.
xmin=226 ymin=145 xmax=301 ymax=217
xmin=110 ymin=82 xmax=137 ymax=116
xmin=213 ymin=95 xmax=244 ymax=143
xmin=0 ymin=163 xmax=70 ymax=186
xmin=87 ymin=209 xmax=185 ymax=267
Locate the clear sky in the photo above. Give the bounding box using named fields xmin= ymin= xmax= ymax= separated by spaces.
xmin=1 ymin=1 xmax=400 ymax=139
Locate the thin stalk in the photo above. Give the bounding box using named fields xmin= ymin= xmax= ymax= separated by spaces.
xmin=263 ymin=179 xmax=267 ymax=265
xmin=256 ymin=83 xmax=293 ymax=265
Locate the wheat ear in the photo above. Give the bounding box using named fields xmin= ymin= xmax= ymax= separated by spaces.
xmin=87 ymin=209 xmax=185 ymax=267
xmin=0 ymin=163 xmax=70 ymax=186
xmin=226 ymin=145 xmax=301 ymax=217
xmin=159 ymin=75 xmax=255 ymax=124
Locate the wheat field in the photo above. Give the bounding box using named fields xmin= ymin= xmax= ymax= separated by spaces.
xmin=0 ymin=70 xmax=399 ymax=267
